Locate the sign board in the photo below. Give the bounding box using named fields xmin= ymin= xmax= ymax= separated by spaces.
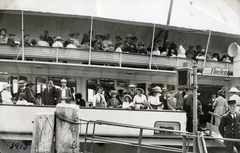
xmin=202 ymin=67 xmax=228 ymax=76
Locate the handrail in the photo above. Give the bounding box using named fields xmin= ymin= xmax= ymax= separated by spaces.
xmin=208 ymin=111 xmax=222 ymax=136
xmin=208 ymin=111 xmax=222 ymax=118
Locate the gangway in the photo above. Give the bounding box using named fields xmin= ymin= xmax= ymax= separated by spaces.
xmin=83 ymin=120 xmax=193 ymax=153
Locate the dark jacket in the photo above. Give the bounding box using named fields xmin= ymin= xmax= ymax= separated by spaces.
xmin=42 ymin=87 xmax=58 ymax=105
xmin=219 ymin=112 xmax=240 ymax=146
xmin=183 ymin=95 xmax=203 ymax=117
xmin=23 ymin=87 xmax=37 ymax=104
xmin=160 ymin=95 xmax=168 ymax=110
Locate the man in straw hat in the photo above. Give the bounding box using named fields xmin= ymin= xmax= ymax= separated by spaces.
xmin=15 ymin=80 xmax=26 ymax=101
xmin=60 ymin=79 xmax=72 ymax=103
xmin=1 ymin=83 xmax=13 ymax=104
xmin=219 ymin=100 xmax=240 ymax=153
xmin=229 ymin=87 xmax=240 ymax=114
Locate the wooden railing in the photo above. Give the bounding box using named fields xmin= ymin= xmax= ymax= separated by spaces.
xmin=0 ymin=45 xmax=233 ymax=72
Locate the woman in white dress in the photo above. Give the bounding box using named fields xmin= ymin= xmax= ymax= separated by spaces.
xmin=92 ymin=86 xmax=107 ymax=108
xmin=212 ymin=90 xmax=227 ymax=126
xmin=122 ymin=94 xmax=134 ymax=110
xmin=1 ymin=83 xmax=13 ymax=104
xmin=133 ymin=88 xmax=147 ymax=109
xmin=148 ymin=86 xmax=164 ymax=110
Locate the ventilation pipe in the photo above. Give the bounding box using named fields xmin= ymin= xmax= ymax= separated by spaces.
xmin=228 ymin=42 xmax=240 ymax=77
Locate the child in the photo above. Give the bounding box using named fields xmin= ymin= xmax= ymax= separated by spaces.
xmin=16 ymin=93 xmax=33 ymax=105
xmin=108 ymin=90 xmax=121 ymax=108
xmin=122 ymin=94 xmax=135 ymax=110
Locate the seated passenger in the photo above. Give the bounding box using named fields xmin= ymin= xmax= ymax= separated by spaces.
xmin=115 ymin=43 xmax=123 ymax=52
xmin=162 ymin=40 xmax=171 ymax=54
xmin=133 ymin=88 xmax=147 ymax=109
xmin=7 ymin=34 xmax=18 ymax=47
xmin=108 ymin=90 xmax=122 ymax=108
xmin=132 ymin=36 xmax=138 ymax=52
xmin=16 ymin=93 xmax=33 ymax=105
xmin=177 ymin=45 xmax=186 ymax=58
xmin=81 ymin=30 xmax=92 ymax=45
xmin=102 ymin=32 xmax=113 ymax=51
xmin=167 ymin=91 xmax=177 ymax=111
xmin=221 ymin=55 xmax=231 ymax=63
xmin=137 ymin=41 xmax=147 ymax=54
xmin=107 ymin=43 xmax=114 ymax=52
xmin=93 ymin=33 xmax=103 ymax=50
xmin=155 ymin=40 xmax=163 ymax=52
xmin=69 ymin=32 xmax=81 ymax=47
xmin=122 ymin=94 xmax=135 ymax=110
xmin=160 ymin=51 xmax=167 ymax=56
xmin=170 ymin=49 xmax=177 ymax=57
xmin=75 ymin=93 xmax=86 ymax=106
xmin=20 ymin=33 xmax=31 ymax=46
xmin=66 ymin=39 xmax=77 ymax=49
xmin=38 ymin=34 xmax=50 ymax=47
xmin=211 ymin=53 xmax=219 ymax=61
xmin=80 ymin=40 xmax=94 ymax=50
xmin=1 ymin=83 xmax=13 ymax=104
xmin=123 ymin=34 xmax=133 ymax=52
xmin=152 ymin=45 xmax=161 ymax=56
xmin=0 ymin=28 xmax=8 ymax=44
xmin=43 ymin=30 xmax=54 ymax=46
xmin=114 ymin=35 xmax=122 ymax=50
xmin=52 ymin=36 xmax=64 ymax=48
xmin=185 ymin=45 xmax=197 ymax=60
xmin=168 ymin=42 xmax=177 ymax=56
xmin=148 ymin=86 xmax=163 ymax=110
xmin=196 ymin=49 xmax=205 ymax=60
xmin=31 ymin=39 xmax=38 ymax=46
xmin=124 ymin=42 xmax=136 ymax=53
xmin=92 ymin=85 xmax=107 ymax=108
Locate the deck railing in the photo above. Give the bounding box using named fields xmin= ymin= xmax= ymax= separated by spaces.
xmin=0 ymin=44 xmax=233 ymax=72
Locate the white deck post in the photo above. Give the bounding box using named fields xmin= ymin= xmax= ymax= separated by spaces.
xmin=88 ymin=16 xmax=93 ymax=65
xmin=31 ymin=112 xmax=55 ymax=153
xmin=203 ymin=30 xmax=212 ymax=67
xmin=55 ymin=103 xmax=80 ymax=153
xmin=21 ymin=10 xmax=24 ymax=61
xmin=149 ymin=24 xmax=156 ymax=69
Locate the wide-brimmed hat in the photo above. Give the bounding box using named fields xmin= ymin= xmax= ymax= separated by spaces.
xmin=229 ymin=87 xmax=240 ymax=93
xmin=69 ymin=32 xmax=80 ymax=37
xmin=95 ymin=85 xmax=103 ymax=92
xmin=110 ymin=90 xmax=118 ymax=96
xmin=136 ymin=88 xmax=144 ymax=94
xmin=3 ymin=83 xmax=11 ymax=90
xmin=54 ymin=36 xmax=64 ymax=41
xmin=95 ymin=33 xmax=102 ymax=39
xmin=152 ymin=86 xmax=162 ymax=93
xmin=115 ymin=35 xmax=122 ymax=40
xmin=124 ymin=94 xmax=132 ymax=101
xmin=126 ymin=34 xmax=133 ymax=39
xmin=26 ymin=81 xmax=35 ymax=86
xmin=217 ymin=90 xmax=225 ymax=96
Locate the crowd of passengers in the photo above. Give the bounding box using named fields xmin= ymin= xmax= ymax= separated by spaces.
xmin=0 ymin=28 xmax=232 ymax=62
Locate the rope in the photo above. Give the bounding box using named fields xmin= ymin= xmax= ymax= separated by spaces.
xmin=55 ymin=113 xmax=81 ymax=124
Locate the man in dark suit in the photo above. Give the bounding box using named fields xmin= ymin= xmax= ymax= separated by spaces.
xmin=42 ymin=80 xmax=58 ymax=105
xmin=219 ymin=100 xmax=240 ymax=153
xmin=159 ymin=88 xmax=168 ymax=110
xmin=59 ymin=79 xmax=72 ymax=103
xmin=24 ymin=81 xmax=38 ymax=104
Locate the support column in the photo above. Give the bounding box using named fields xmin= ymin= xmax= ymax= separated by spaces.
xmin=55 ymin=103 xmax=80 ymax=153
xmin=31 ymin=112 xmax=55 ymax=153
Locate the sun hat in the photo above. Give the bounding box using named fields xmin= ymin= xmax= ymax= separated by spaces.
xmin=152 ymin=86 xmax=162 ymax=93
xmin=229 ymin=87 xmax=240 ymax=93
xmin=124 ymin=94 xmax=132 ymax=101
xmin=3 ymin=83 xmax=11 ymax=90
xmin=136 ymin=88 xmax=144 ymax=94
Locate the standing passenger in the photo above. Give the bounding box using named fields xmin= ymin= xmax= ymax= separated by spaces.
xmin=92 ymin=86 xmax=107 ymax=108
xmin=43 ymin=30 xmax=54 ymax=46
xmin=167 ymin=91 xmax=177 ymax=110
xmin=175 ymin=87 xmax=184 ymax=110
xmin=60 ymin=79 xmax=72 ymax=103
xmin=229 ymin=87 xmax=240 ymax=114
xmin=69 ymin=32 xmax=81 ymax=47
xmin=24 ymin=81 xmax=38 ymax=104
xmin=137 ymin=41 xmax=147 ymax=54
xmin=7 ymin=34 xmax=17 ymax=47
xmin=148 ymin=86 xmax=163 ymax=110
xmin=1 ymin=83 xmax=13 ymax=104
xmin=114 ymin=35 xmax=122 ymax=50
xmin=102 ymin=32 xmax=113 ymax=51
xmin=38 ymin=34 xmax=49 ymax=47
xmin=93 ymin=33 xmax=103 ymax=50
xmin=212 ymin=89 xmax=228 ymax=126
xmin=20 ymin=33 xmax=31 ymax=46
xmin=42 ymin=80 xmax=58 ymax=105
xmin=52 ymin=36 xmax=64 ymax=48
xmin=159 ymin=88 xmax=168 ymax=110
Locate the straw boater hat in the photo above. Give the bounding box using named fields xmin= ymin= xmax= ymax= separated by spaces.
xmin=152 ymin=86 xmax=162 ymax=93
xmin=124 ymin=94 xmax=132 ymax=101
xmin=229 ymin=87 xmax=240 ymax=93
xmin=61 ymin=79 xmax=67 ymax=83
xmin=3 ymin=83 xmax=11 ymax=90
xmin=129 ymin=84 xmax=136 ymax=88
xmin=136 ymin=88 xmax=144 ymax=94
xmin=18 ymin=80 xmax=26 ymax=85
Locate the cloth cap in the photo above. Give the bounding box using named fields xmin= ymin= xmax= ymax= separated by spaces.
xmin=228 ymin=100 xmax=236 ymax=105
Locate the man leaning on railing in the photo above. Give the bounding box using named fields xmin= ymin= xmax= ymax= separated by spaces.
xmin=219 ymin=100 xmax=240 ymax=153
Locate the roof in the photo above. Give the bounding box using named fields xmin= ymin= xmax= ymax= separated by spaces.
xmin=0 ymin=0 xmax=240 ymax=35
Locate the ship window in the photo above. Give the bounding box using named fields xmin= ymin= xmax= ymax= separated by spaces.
xmin=36 ymin=76 xmax=76 ymax=94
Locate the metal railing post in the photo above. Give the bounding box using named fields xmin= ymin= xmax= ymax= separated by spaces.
xmin=182 ymin=133 xmax=187 ymax=153
xmin=119 ymin=53 xmax=122 ymax=67
xmin=56 ymin=48 xmax=59 ymax=63
xmin=137 ymin=128 xmax=143 ymax=153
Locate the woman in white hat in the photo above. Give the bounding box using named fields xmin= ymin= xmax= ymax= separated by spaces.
xmin=148 ymin=86 xmax=164 ymax=110
xmin=229 ymin=87 xmax=240 ymax=113
xmin=133 ymin=88 xmax=147 ymax=109
xmin=1 ymin=83 xmax=13 ymax=104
